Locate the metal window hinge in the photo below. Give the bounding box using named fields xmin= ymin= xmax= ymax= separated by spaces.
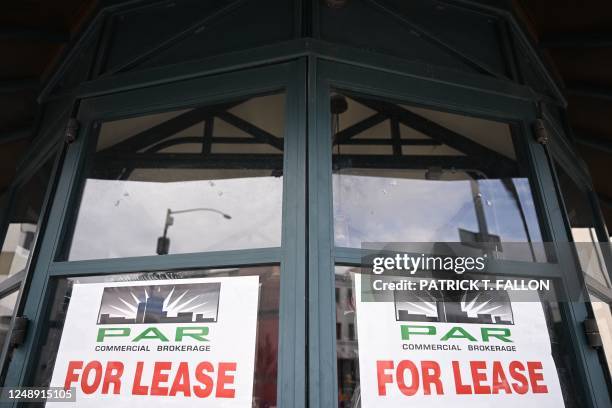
xmin=64 ymin=117 xmax=80 ymax=144
xmin=9 ymin=316 xmax=29 ymax=348
xmin=583 ymin=318 xmax=603 ymax=348
xmin=533 ymin=118 xmax=549 ymax=145
xmin=533 ymin=101 xmax=549 ymax=145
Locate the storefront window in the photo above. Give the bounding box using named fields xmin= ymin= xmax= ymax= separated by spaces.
xmin=335 ymin=265 xmax=582 ymax=407
xmin=554 ymin=162 xmax=611 ymax=288
xmin=31 ymin=265 xmax=280 ymax=407
xmin=67 ymin=92 xmax=286 ymax=260
xmin=591 ymin=295 xmax=612 ymax=375
xmin=331 ymin=92 xmax=545 ymax=262
xmin=0 ymin=157 xmax=55 ymax=282
xmin=554 ymin=161 xmax=612 ymax=379
xmin=0 ymin=155 xmax=55 ymax=378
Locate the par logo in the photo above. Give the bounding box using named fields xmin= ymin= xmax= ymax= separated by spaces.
xmin=97 ymin=326 xmax=211 ymax=342
xmin=400 ymin=325 xmax=513 ymax=343
xmin=95 ymin=282 xmax=221 ymax=343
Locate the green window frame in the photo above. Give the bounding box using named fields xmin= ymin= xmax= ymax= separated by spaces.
xmin=1 ymin=53 xmax=610 ymax=408
xmin=2 ymin=61 xmax=307 ymax=408
xmin=307 ymin=58 xmax=612 ymax=408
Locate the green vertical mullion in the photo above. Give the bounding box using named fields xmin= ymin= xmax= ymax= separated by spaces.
xmin=308 ymin=56 xmax=338 ymax=408
xmin=547 ymin=128 xmax=612 ymax=284
xmin=0 ymin=145 xmax=63 ymax=380
xmin=3 ymin=123 xmax=89 ymax=396
xmin=524 ymin=119 xmax=612 ymax=407
xmin=277 ymin=59 xmax=307 ymax=408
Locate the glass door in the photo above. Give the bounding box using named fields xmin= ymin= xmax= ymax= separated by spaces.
xmin=550 ymin=135 xmax=612 ymax=393
xmin=3 ymin=61 xmax=306 ymax=408
xmin=308 ymin=60 xmax=612 ymax=408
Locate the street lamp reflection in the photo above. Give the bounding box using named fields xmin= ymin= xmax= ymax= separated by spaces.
xmin=156 ymin=207 xmax=232 ymax=255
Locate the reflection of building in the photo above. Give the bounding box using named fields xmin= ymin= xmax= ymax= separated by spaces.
xmin=99 ymin=292 xmax=216 ymax=324
xmin=97 ymin=283 xmax=220 ymax=325
xmin=336 ymin=273 xmax=359 ymax=408
xmin=395 ymin=286 xmax=514 ymax=325
xmin=0 ymin=223 xmax=36 ymax=278
xmin=336 ymin=278 xmax=358 ymax=359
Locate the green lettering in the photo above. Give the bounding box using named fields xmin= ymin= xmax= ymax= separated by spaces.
xmin=133 ymin=327 xmax=169 ymax=342
xmin=97 ymin=327 xmax=130 ymax=342
xmin=481 ymin=327 xmax=512 ymax=343
xmin=441 ymin=327 xmax=477 ymax=341
xmin=401 ymin=325 xmax=435 ymax=340
xmin=176 ymin=327 xmax=209 ymax=342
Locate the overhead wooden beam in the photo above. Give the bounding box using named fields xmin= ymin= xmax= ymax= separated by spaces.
xmin=354 ymin=96 xmax=517 ymax=173
xmin=566 ymin=83 xmax=612 ymax=102
xmin=333 ymin=155 xmax=511 ymax=177
xmin=146 ymin=136 xmax=285 ymax=152
xmin=146 ymin=135 xmax=443 ymax=149
xmin=339 ymin=138 xmax=442 ymax=146
xmin=103 ymin=101 xmax=242 ymax=153
xmin=104 ymin=108 xmax=214 ymax=153
xmin=390 ymin=119 xmax=402 ymax=156
xmin=541 ymin=33 xmax=612 ymax=49
xmin=95 ymin=152 xmax=509 ymax=177
xmin=333 ymin=113 xmax=387 ymax=145
xmin=96 ymin=153 xmax=284 ymax=171
xmin=216 ymin=111 xmax=283 ymax=151
xmin=202 ymin=117 xmax=214 ymax=154
xmin=146 ymin=137 xmax=203 ymax=152
xmin=0 ymin=28 xmax=69 ymax=43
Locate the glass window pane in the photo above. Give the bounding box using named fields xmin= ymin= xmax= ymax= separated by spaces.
xmin=0 ymin=156 xmax=55 ymax=281
xmin=331 ymin=93 xmax=545 ymax=262
xmin=0 ymin=290 xmax=20 ymax=383
xmin=335 ymin=265 xmax=583 ymax=407
xmin=31 ymin=266 xmax=280 ymax=407
xmin=0 ymin=290 xmax=19 ymax=352
xmin=590 ymin=295 xmax=612 ymax=376
xmin=554 ymin=162 xmax=611 ymax=288
xmin=67 ymin=93 xmax=285 ymax=260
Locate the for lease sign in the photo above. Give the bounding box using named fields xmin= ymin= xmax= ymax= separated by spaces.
xmin=48 ymin=276 xmax=260 ymax=407
xmin=355 ymin=275 xmax=565 ymax=407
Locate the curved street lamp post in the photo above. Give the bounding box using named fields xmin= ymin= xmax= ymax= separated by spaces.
xmin=156 ymin=207 xmax=232 ymax=255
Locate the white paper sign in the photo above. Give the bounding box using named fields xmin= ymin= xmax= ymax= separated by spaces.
xmin=355 ymin=275 xmax=565 ymax=407
xmin=48 ymin=276 xmax=260 ymax=407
